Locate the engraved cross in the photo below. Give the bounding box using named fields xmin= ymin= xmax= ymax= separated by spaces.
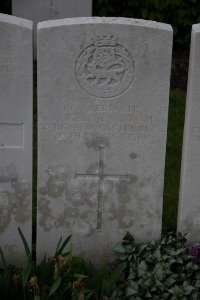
xmin=75 ymin=145 xmax=129 ymax=229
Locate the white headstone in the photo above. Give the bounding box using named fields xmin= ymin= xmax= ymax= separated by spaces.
xmin=37 ymin=17 xmax=172 ymax=264
xmin=178 ymin=25 xmax=200 ymax=243
xmin=12 ymin=0 xmax=92 ymax=58
xmin=0 ymin=14 xmax=33 ymax=264
xmin=12 ymin=0 xmax=92 ymax=21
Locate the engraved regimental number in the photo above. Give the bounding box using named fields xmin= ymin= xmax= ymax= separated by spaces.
xmin=75 ymin=145 xmax=129 ymax=229
xmin=76 ymin=36 xmax=135 ymax=98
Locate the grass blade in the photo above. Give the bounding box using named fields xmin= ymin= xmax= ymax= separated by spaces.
xmin=0 ymin=247 xmax=7 ymax=270
xmin=48 ymin=276 xmax=61 ymax=298
xmin=22 ymin=261 xmax=32 ymax=289
xmin=56 ymin=235 xmax=72 ymax=256
xmin=18 ymin=227 xmax=31 ymax=259
xmin=55 ymin=236 xmax=62 ymax=254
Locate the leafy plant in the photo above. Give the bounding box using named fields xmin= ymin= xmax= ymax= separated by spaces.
xmin=113 ymin=231 xmax=200 ymax=299
xmin=1 ymin=229 xmax=200 ymax=299
xmin=0 ymin=228 xmax=125 ymax=299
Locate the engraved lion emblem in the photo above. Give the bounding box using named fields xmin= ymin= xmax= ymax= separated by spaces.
xmin=76 ymin=36 xmax=135 ymax=98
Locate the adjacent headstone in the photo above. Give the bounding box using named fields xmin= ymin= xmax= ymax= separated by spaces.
xmin=12 ymin=0 xmax=92 ymax=21
xmin=12 ymin=0 xmax=92 ymax=57
xmin=0 ymin=14 xmax=33 ymax=264
xmin=37 ymin=17 xmax=172 ymax=264
xmin=178 ymin=25 xmax=200 ymax=243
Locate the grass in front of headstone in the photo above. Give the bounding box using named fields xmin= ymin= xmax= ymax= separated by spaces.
xmin=163 ymin=89 xmax=186 ymax=233
xmin=1 ymin=228 xmax=200 ymax=299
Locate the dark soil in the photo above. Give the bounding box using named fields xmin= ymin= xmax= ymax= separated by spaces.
xmin=171 ymin=49 xmax=189 ymax=92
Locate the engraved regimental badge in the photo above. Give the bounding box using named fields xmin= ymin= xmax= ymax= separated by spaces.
xmin=76 ymin=36 xmax=135 ymax=98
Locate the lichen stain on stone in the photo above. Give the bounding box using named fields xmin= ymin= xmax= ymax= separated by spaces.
xmin=111 ymin=174 xmax=162 ymax=231
xmin=0 ymin=203 xmax=11 ymax=233
xmin=12 ymin=180 xmax=31 ymax=223
xmin=129 ymin=152 xmax=137 ymax=159
xmin=86 ymin=162 xmax=100 ymax=174
xmin=139 ymin=181 xmax=145 ymax=188
xmin=2 ymin=244 xmax=18 ymax=262
xmin=136 ymin=176 xmax=164 ymax=231
xmin=180 ymin=214 xmax=200 ymax=244
xmin=146 ymin=231 xmax=153 ymax=237
xmin=115 ymin=175 xmax=138 ymax=196
xmin=115 ymin=180 xmax=128 ymax=195
xmin=0 ymin=164 xmax=31 ymax=232
xmin=104 ymin=179 xmax=114 ymax=194
xmin=39 ymin=163 xmax=160 ymax=236
xmin=155 ymin=208 xmax=161 ymax=219
xmin=84 ymin=135 xmax=110 ymax=151
xmin=107 ymin=177 xmax=138 ymax=229
xmin=138 ymin=176 xmax=154 ymax=193
xmin=129 ymin=175 xmax=138 ymax=184
xmin=0 ymin=163 xmax=17 ymax=182
xmin=45 ymin=165 xmax=68 ymax=198
xmin=108 ymin=199 xmax=135 ymax=229
xmin=38 ymin=163 xmax=99 ymax=233
xmin=146 ymin=209 xmax=154 ymax=219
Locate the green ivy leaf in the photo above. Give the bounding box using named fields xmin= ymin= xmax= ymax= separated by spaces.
xmin=138 ymin=244 xmax=147 ymax=255
xmin=153 ymin=248 xmax=161 ymax=260
xmin=183 ymin=282 xmax=196 ymax=295
xmin=154 ymin=265 xmax=164 ymax=281
xmin=144 ymin=278 xmax=151 ymax=287
xmin=145 ymin=291 xmax=152 ymax=298
xmin=113 ymin=243 xmax=126 ymax=254
xmin=126 ymin=287 xmax=138 ymax=296
xmin=138 ymin=261 xmax=147 ymax=271
xmin=174 ymin=285 xmax=184 ymax=295
xmin=195 ymin=279 xmax=200 ymax=288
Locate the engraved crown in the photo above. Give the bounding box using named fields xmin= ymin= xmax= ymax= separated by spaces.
xmin=93 ymin=35 xmax=118 ymax=47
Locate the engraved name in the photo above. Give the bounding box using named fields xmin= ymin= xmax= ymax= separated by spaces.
xmin=0 ymin=56 xmax=23 ymax=73
xmin=41 ymin=103 xmax=153 ymax=144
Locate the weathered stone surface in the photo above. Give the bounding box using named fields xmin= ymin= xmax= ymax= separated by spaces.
xmin=37 ymin=17 xmax=172 ymax=264
xmin=12 ymin=0 xmax=92 ymax=58
xmin=178 ymin=25 xmax=200 ymax=243
xmin=0 ymin=14 xmax=33 ymax=264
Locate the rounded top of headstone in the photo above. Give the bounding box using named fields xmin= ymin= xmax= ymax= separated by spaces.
xmin=0 ymin=13 xmax=32 ymax=28
xmin=37 ymin=17 xmax=172 ymax=32
xmin=192 ymin=24 xmax=200 ymax=33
